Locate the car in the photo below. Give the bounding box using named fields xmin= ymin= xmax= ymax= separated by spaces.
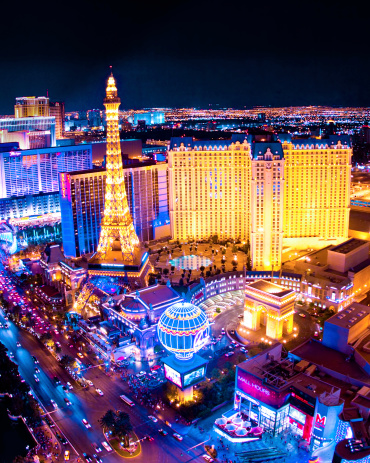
xmin=225 ymin=352 xmax=233 ymax=357
xmin=314 ymin=331 xmax=319 ymax=336
xmin=9 ymin=352 xmax=14 ymax=358
xmin=77 ymin=352 xmax=84 ymax=358
xmin=82 ymin=419 xmax=91 ymax=428
xmin=53 ymin=377 xmax=61 ymax=385
xmin=32 ymin=356 xmax=39 ymax=363
xmin=51 ymin=399 xmax=57 ymax=409
xmin=158 ymin=429 xmax=168 ymax=436
xmin=83 ymin=453 xmax=93 ymax=463
xmin=64 ymin=398 xmax=72 ymax=406
xmin=299 ymin=313 xmax=306 ymax=318
xmin=221 ymin=328 xmax=225 ymax=334
xmin=101 ymin=441 xmax=112 ymax=452
xmin=16 ymin=342 xmax=21 ymax=347
xmin=4 ymin=323 xmax=9 ymax=328
xmin=148 ymin=415 xmax=158 ymax=423
xmin=238 ymin=314 xmax=243 ymax=318
xmin=92 ymin=443 xmax=102 ymax=453
xmin=202 ymin=454 xmax=214 ymax=462
xmin=173 ymin=433 xmax=183 ymax=441
xmin=240 ymin=347 xmax=247 ymax=353
xmin=66 ymin=381 xmax=73 ymax=390
xmin=93 ymin=455 xmax=103 ymax=463
xmin=64 ymin=450 xmax=70 ymax=461
xmin=34 ymin=374 xmax=39 ymax=382
xmin=95 ymin=388 xmax=104 ymax=396
xmin=62 ymin=385 xmax=68 ymax=392
xmin=145 ymin=435 xmax=154 ymax=442
xmin=86 ymin=380 xmax=94 ymax=387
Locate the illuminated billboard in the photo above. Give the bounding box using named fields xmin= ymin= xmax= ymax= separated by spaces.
xmin=183 ymin=366 xmax=205 ymax=387
xmin=164 ymin=364 xmax=182 ymax=388
xmin=289 ymin=406 xmax=306 ymax=425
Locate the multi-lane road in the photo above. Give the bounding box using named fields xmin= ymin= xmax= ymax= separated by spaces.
xmin=0 ymin=310 xmax=208 ymax=463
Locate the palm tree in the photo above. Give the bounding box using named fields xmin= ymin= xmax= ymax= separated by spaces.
xmin=115 ymin=411 xmax=132 ymax=447
xmin=99 ymin=409 xmax=116 ymax=434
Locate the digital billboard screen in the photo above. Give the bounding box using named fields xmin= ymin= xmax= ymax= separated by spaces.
xmin=164 ymin=364 xmax=182 ymax=388
xmin=183 ymin=366 xmax=205 ymax=387
xmin=289 ymin=406 xmax=306 ymax=425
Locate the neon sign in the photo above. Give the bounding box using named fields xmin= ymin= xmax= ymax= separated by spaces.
xmin=60 ymin=173 xmax=71 ymax=201
xmin=237 ymin=375 xmax=271 ymax=396
xmin=315 ymin=413 xmax=326 ymax=427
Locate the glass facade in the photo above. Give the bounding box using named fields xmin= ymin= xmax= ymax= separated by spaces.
xmin=0 ymin=116 xmax=56 ymax=147
xmin=60 ymin=162 xmax=170 ymax=257
xmin=0 ymin=145 xmax=92 ymax=199
xmin=0 ymin=192 xmax=60 ymax=221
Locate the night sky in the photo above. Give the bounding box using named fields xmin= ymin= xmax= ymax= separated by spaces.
xmin=1 ymin=0 xmax=369 ymax=113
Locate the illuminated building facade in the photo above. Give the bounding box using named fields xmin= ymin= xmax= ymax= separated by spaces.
xmin=0 ymin=116 xmax=56 ymax=147
xmin=250 ymin=141 xmax=284 ymax=270
xmin=49 ymin=101 xmax=65 ymax=139
xmin=240 ymin=280 xmax=295 ymax=340
xmin=15 ymin=96 xmax=50 ymax=118
xmin=0 ymin=192 xmax=60 ymax=221
xmin=128 ymin=111 xmax=165 ymax=126
xmin=169 ymin=134 xmax=351 ymax=271
xmin=59 ymin=161 xmax=170 ymax=258
xmin=282 ymin=135 xmax=351 ymax=243
xmin=168 ymin=135 xmax=251 ymax=244
xmin=0 ymin=145 xmax=92 ymax=198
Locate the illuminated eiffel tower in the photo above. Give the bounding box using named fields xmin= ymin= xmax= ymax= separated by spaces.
xmin=74 ymin=71 xmax=151 ymax=314
xmin=94 ymin=71 xmax=139 ymax=262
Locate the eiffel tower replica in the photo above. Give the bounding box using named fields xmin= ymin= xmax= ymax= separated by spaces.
xmin=75 ymin=71 xmax=151 ymax=313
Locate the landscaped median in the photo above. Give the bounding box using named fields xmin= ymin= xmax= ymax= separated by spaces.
xmin=104 ymin=431 xmax=141 ymax=458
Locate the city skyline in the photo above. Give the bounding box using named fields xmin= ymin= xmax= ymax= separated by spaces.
xmin=1 ymin=0 xmax=370 ymax=113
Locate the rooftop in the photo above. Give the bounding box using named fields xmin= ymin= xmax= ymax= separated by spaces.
xmin=329 ymin=238 xmax=368 ymax=255
xmin=290 ymin=339 xmax=370 ymax=387
xmin=247 ymin=279 xmax=293 ymax=298
xmin=324 ymin=303 xmax=370 ymax=329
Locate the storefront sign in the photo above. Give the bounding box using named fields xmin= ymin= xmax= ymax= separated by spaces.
xmin=236 ymin=368 xmax=288 ymax=409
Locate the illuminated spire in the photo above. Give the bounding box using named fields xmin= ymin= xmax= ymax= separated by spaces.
xmin=94 ymin=70 xmax=139 ymax=262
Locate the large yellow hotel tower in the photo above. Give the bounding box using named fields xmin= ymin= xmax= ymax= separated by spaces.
xmin=168 ymin=133 xmax=351 ymax=270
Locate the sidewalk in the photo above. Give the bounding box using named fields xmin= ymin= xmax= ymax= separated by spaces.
xmin=30 ymin=423 xmax=63 ymax=463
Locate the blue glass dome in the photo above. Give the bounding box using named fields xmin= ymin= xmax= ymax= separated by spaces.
xmin=157 ymin=302 xmax=210 ymax=360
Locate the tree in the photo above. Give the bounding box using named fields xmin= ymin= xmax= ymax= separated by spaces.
xmin=60 ymin=355 xmax=75 ymax=368
xmin=212 ymin=234 xmax=218 ymax=244
xmin=99 ymin=409 xmax=116 ymax=431
xmin=163 ymin=268 xmax=169 ymax=276
xmin=200 ymin=266 xmax=205 ymax=276
xmin=115 ymin=411 xmax=132 ymax=446
xmin=99 ymin=409 xmax=132 ymax=448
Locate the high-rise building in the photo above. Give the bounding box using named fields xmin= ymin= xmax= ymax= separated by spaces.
xmin=168 ymin=135 xmax=251 ymax=243
xmin=168 ymin=134 xmax=352 ymax=271
xmin=87 ymin=109 xmax=102 ymax=127
xmin=0 ymin=117 xmax=56 ymax=147
xmin=0 ymin=145 xmax=92 ymax=198
xmin=59 ymin=161 xmax=170 ymax=257
xmin=250 ymin=140 xmax=284 ymax=270
xmin=0 ymin=192 xmax=60 ymax=221
xmin=49 ymin=101 xmax=65 ymax=139
xmin=282 ymin=135 xmax=351 ymax=243
xmin=15 ymin=96 xmax=49 ymax=118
